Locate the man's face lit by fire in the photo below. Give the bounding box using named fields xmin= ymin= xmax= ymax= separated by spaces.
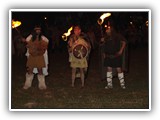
xmin=36 ymin=29 xmax=41 ymax=35
xmin=105 ymin=26 xmax=112 ymax=36
xmin=74 ymin=26 xmax=81 ymax=36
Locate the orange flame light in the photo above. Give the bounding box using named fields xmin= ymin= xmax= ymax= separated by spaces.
xmin=12 ymin=20 xmax=21 ymax=29
xmin=146 ymin=21 xmax=148 ymax=27
xmin=62 ymin=26 xmax=73 ymax=41
xmin=97 ymin=13 xmax=111 ymax=25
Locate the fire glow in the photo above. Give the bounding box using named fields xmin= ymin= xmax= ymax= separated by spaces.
xmin=12 ymin=20 xmax=21 ymax=29
xmin=97 ymin=13 xmax=111 ymax=25
xmin=62 ymin=26 xmax=73 ymax=41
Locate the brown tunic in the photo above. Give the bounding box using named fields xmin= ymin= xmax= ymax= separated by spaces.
xmin=26 ymin=39 xmax=48 ymax=68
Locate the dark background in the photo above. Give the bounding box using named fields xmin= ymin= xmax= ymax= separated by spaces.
xmin=12 ymin=11 xmax=148 ymax=34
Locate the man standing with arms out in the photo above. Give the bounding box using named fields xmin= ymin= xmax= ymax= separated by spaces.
xmin=23 ymin=25 xmax=49 ymax=90
xmin=68 ymin=25 xmax=91 ymax=87
xmin=103 ymin=22 xmax=126 ymax=89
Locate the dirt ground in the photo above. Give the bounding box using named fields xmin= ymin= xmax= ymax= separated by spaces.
xmin=11 ymin=45 xmax=149 ymax=110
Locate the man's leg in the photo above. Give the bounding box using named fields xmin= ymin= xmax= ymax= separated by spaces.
xmin=80 ymin=68 xmax=85 ymax=87
xmin=105 ymin=67 xmax=113 ymax=89
xmin=117 ymin=67 xmax=126 ymax=89
xmin=37 ymin=68 xmax=47 ymax=90
xmin=23 ymin=67 xmax=34 ymax=89
xmin=71 ymin=68 xmax=76 ymax=87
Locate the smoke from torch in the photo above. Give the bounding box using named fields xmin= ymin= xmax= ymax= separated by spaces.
xmin=62 ymin=26 xmax=73 ymax=41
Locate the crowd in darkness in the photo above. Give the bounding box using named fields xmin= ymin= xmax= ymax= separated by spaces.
xmin=12 ymin=12 xmax=149 ymax=56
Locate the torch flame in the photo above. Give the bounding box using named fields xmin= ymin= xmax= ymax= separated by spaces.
xmin=62 ymin=26 xmax=73 ymax=41
xmin=12 ymin=20 xmax=21 ymax=29
xmin=97 ymin=13 xmax=111 ymax=25
xmin=146 ymin=21 xmax=148 ymax=27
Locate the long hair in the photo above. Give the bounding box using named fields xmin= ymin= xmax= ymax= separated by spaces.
xmin=31 ymin=30 xmax=42 ymax=42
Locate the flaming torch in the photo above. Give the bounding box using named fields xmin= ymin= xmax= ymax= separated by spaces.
xmin=97 ymin=13 xmax=111 ymax=25
xmin=12 ymin=20 xmax=22 ymax=34
xmin=62 ymin=26 xmax=73 ymax=41
xmin=97 ymin=13 xmax=111 ymax=38
xmin=12 ymin=20 xmax=25 ymax=42
xmin=97 ymin=13 xmax=111 ymax=81
xmin=12 ymin=20 xmax=21 ymax=29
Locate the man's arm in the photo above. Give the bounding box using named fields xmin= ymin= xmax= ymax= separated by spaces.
xmin=116 ymin=40 xmax=126 ymax=57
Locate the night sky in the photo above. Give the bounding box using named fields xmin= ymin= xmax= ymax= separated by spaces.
xmin=11 ymin=11 xmax=148 ymax=38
